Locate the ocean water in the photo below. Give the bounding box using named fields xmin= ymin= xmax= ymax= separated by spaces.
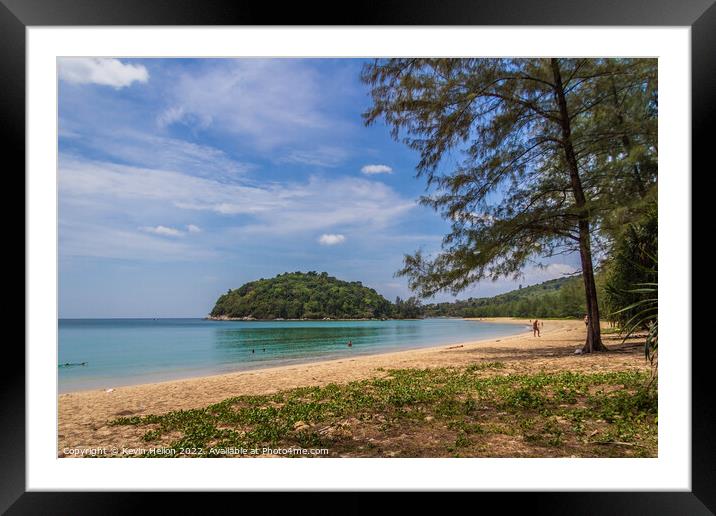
xmin=58 ymin=318 xmax=526 ymax=393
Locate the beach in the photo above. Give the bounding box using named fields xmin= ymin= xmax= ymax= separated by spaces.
xmin=58 ymin=318 xmax=650 ymax=456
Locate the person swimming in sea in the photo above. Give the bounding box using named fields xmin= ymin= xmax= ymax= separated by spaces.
xmin=348 ymin=340 xmax=352 ymax=347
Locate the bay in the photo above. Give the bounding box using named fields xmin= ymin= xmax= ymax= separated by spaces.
xmin=58 ymin=318 xmax=525 ymax=392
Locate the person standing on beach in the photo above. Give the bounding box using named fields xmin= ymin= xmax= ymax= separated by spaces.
xmin=584 ymin=314 xmax=589 ymax=327
xmin=533 ymin=319 xmax=540 ymax=337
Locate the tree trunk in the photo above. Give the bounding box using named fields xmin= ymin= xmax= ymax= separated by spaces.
xmin=577 ymin=218 xmax=607 ymax=352
xmin=550 ymin=58 xmax=607 ymax=353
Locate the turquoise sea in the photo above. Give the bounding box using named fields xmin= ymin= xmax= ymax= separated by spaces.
xmin=58 ymin=318 xmax=525 ymax=393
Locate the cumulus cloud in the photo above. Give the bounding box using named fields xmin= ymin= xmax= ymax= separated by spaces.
xmin=59 ymin=58 xmax=149 ymax=88
xmin=186 ymin=224 xmax=201 ymax=233
xmin=318 ymin=234 xmax=346 ymax=246
xmin=140 ymin=225 xmax=183 ymax=237
xmin=361 ymin=164 xmax=393 ymax=175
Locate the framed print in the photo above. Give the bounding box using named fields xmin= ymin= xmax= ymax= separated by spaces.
xmin=4 ymin=0 xmax=710 ymax=512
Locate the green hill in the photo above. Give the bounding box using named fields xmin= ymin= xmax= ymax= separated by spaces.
xmin=210 ymin=272 xmax=598 ymax=321
xmin=424 ymin=276 xmax=592 ymax=318
xmin=210 ymin=271 xmax=393 ymax=320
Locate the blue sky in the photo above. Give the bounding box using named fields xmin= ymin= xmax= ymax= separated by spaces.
xmin=58 ymin=58 xmax=579 ymax=318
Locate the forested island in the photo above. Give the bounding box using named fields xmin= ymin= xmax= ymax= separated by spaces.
xmin=209 ymin=272 xmax=396 ymax=320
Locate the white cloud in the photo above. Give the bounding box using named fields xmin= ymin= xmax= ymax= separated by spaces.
xmin=279 ymin=146 xmax=348 ymax=167
xmin=159 ymin=60 xmax=338 ymax=149
xmin=138 ymin=224 xmax=202 ymax=237
xmin=156 ymin=106 xmax=186 ymax=128
xmin=361 ymin=164 xmax=393 ymax=175
xmin=538 ymin=263 xmax=578 ymax=278
xmin=318 ymin=234 xmax=346 ymax=246
xmin=58 ymin=155 xmax=416 ymax=260
xmin=140 ymin=225 xmax=183 ymax=237
xmin=59 ymin=58 xmax=149 ymax=88
xmin=156 ymin=106 xmax=213 ymax=131
xmin=60 ymin=157 xmax=414 ymax=230
xmin=60 ymin=221 xmax=213 ymax=262
xmin=81 ymin=131 xmax=253 ymax=182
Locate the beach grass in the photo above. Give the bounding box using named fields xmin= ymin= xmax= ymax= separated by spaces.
xmin=109 ymin=362 xmax=657 ymax=458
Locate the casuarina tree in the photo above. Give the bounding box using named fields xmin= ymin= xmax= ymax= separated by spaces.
xmin=362 ymin=58 xmax=657 ymax=352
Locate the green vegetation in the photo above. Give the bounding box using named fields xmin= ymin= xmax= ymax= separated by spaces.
xmin=603 ymin=201 xmax=658 ymax=364
xmin=111 ymin=364 xmax=657 ymax=458
xmin=209 ymin=270 xmax=605 ymax=321
xmin=210 ymin=271 xmax=393 ymax=320
xmin=423 ymin=276 xmax=598 ymax=319
xmin=362 ymin=58 xmax=657 ymax=353
xmin=603 ymin=201 xmax=657 ymax=324
xmin=392 ymin=296 xmax=423 ymax=319
xmin=209 ymin=270 xmax=616 ymax=321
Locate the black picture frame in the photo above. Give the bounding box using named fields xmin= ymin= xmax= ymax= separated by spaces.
xmin=3 ymin=0 xmax=707 ymax=512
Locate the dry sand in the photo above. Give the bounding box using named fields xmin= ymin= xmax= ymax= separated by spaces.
xmin=58 ymin=318 xmax=648 ymax=454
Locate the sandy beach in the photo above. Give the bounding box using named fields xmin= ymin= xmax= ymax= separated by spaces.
xmin=58 ymin=318 xmax=649 ymax=455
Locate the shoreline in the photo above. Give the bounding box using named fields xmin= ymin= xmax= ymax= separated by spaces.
xmin=205 ymin=315 xmax=456 ymax=321
xmin=58 ymin=317 xmax=647 ymax=455
xmin=59 ymin=317 xmax=529 ymax=394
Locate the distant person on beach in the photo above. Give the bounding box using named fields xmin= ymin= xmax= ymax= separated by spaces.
xmin=584 ymin=314 xmax=589 ymax=327
xmin=533 ymin=319 xmax=540 ymax=337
